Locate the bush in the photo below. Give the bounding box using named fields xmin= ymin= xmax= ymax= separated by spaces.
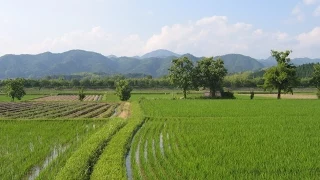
xmin=317 ymin=90 xmax=320 ymax=99
xmin=116 ymin=80 xmax=133 ymax=101
xmin=221 ymin=91 xmax=235 ymax=99
xmin=250 ymin=91 xmax=254 ymax=100
xmin=78 ymin=87 xmax=86 ymax=101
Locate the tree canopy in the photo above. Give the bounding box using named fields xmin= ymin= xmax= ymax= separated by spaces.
xmin=4 ymin=78 xmax=26 ymax=102
xmin=115 ymin=80 xmax=133 ymax=101
xmin=168 ymin=57 xmax=195 ymax=99
xmin=195 ymin=57 xmax=227 ymax=97
xmin=310 ymin=63 xmax=320 ymax=90
xmin=263 ymin=50 xmax=298 ymax=99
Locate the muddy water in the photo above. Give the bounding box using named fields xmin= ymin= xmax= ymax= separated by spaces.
xmin=125 ymin=139 xmax=140 ymax=180
xmin=28 ymin=144 xmax=69 ymax=180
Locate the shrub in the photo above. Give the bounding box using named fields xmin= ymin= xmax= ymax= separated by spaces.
xmin=78 ymin=87 xmax=86 ymax=101
xmin=221 ymin=91 xmax=235 ymax=99
xmin=250 ymin=91 xmax=255 ymax=100
xmin=116 ymin=80 xmax=133 ymax=101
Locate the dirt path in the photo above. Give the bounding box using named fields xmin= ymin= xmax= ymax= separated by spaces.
xmin=252 ymin=94 xmax=318 ymax=99
xmin=118 ymin=102 xmax=131 ymax=119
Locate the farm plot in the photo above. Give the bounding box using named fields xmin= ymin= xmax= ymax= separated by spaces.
xmin=0 ymin=119 xmax=108 ymax=180
xmin=0 ymin=102 xmax=118 ymax=119
xmin=34 ymin=95 xmax=103 ymax=102
xmin=130 ymin=99 xmax=320 ymax=179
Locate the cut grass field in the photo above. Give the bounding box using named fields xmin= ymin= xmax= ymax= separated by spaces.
xmin=131 ymin=99 xmax=320 ymax=179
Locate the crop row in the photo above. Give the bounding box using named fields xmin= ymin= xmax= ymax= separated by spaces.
xmin=56 ymin=119 xmax=127 ymax=180
xmin=0 ymin=120 xmax=107 ymax=180
xmin=0 ymin=102 xmax=117 ymax=119
xmin=130 ymin=115 xmax=320 ymax=179
xmin=34 ymin=95 xmax=103 ymax=102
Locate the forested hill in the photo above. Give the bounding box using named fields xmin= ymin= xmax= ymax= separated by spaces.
xmin=3 ymin=49 xmax=319 ymax=79
xmin=252 ymin=63 xmax=316 ymax=78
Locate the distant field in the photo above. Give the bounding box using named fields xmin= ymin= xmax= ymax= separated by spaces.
xmin=34 ymin=95 xmax=103 ymax=102
xmin=0 ymin=102 xmax=118 ymax=119
xmin=0 ymin=95 xmax=44 ymax=102
xmin=131 ymin=99 xmax=320 ymax=179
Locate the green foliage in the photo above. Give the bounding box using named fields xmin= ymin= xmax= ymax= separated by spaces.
xmin=195 ymin=57 xmax=227 ymax=97
xmin=116 ymin=80 xmax=133 ymax=101
xmin=310 ymin=63 xmax=320 ymax=90
xmin=296 ymin=63 xmax=315 ymax=78
xmin=91 ymin=102 xmax=144 ymax=180
xmin=4 ymin=78 xmax=26 ymax=101
xmin=263 ymin=50 xmax=298 ymax=99
xmin=168 ymin=57 xmax=195 ymax=98
xmin=56 ymin=119 xmax=126 ymax=180
xmin=78 ymin=87 xmax=86 ymax=101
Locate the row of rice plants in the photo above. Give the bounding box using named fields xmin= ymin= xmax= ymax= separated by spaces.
xmin=0 ymin=120 xmax=106 ymax=180
xmin=96 ymin=104 xmax=119 ymax=118
xmin=67 ymin=103 xmax=107 ymax=118
xmin=131 ymin=115 xmax=320 ymax=179
xmin=90 ymin=102 xmax=145 ymax=180
xmin=56 ymin=118 xmax=126 ymax=180
xmin=80 ymin=104 xmax=111 ymax=118
xmin=140 ymin=99 xmax=320 ymax=118
xmin=33 ymin=103 xmax=87 ymax=119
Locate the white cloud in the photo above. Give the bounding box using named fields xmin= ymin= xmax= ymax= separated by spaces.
xmin=276 ymin=32 xmax=289 ymax=41
xmin=26 ymin=26 xmax=145 ymax=56
xmin=291 ymin=4 xmax=305 ymax=22
xmin=253 ymin=29 xmax=263 ymax=36
xmin=294 ymin=27 xmax=320 ymax=57
xmin=314 ymin=6 xmax=320 ymax=16
xmin=1 ymin=17 xmax=320 ymax=59
xmin=143 ymin=16 xmax=289 ymax=58
xmin=303 ymin=0 xmax=318 ymax=5
xmin=297 ymin=27 xmax=320 ymax=46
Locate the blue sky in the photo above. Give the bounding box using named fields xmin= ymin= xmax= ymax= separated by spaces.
xmin=0 ymin=0 xmax=320 ymax=58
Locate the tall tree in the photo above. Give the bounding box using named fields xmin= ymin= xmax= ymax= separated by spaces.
xmin=168 ymin=57 xmax=195 ymax=99
xmin=4 ymin=78 xmax=26 ymax=102
xmin=195 ymin=57 xmax=227 ymax=97
xmin=263 ymin=50 xmax=298 ymax=99
xmin=310 ymin=63 xmax=320 ymax=90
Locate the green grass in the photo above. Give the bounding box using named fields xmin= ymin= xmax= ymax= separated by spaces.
xmin=0 ymin=119 xmax=107 ymax=180
xmin=0 ymin=95 xmax=44 ymax=102
xmin=130 ymin=99 xmax=320 ymax=179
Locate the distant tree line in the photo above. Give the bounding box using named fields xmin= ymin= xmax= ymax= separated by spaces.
xmin=0 ymin=54 xmax=319 ymax=93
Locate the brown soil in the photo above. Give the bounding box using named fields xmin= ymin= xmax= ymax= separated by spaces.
xmin=118 ymin=102 xmax=131 ymax=119
xmin=253 ymin=94 xmax=318 ymax=99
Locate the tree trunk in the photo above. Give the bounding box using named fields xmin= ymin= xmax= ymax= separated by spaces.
xmin=277 ymin=88 xmax=281 ymax=99
xmin=210 ymin=88 xmax=215 ymax=98
xmin=183 ymin=89 xmax=187 ymax=99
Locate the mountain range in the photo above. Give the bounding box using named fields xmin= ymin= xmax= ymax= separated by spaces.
xmin=0 ymin=49 xmax=318 ymax=79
